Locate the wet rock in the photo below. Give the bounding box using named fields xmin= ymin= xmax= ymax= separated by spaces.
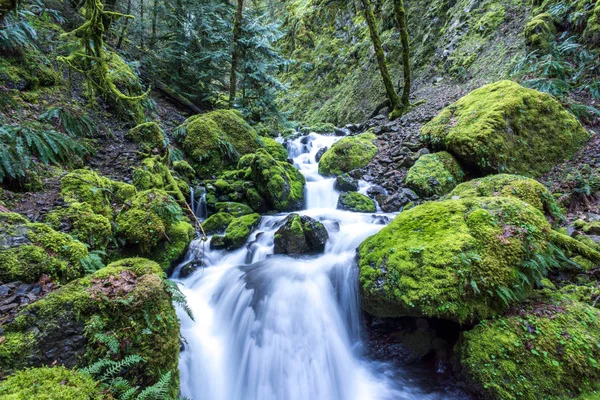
xmin=367 ymin=185 xmax=387 ymax=199
xmin=378 ymin=189 xmax=419 ymax=212
xmin=334 ymin=127 xmax=349 ymax=136
xmin=274 ymin=214 xmax=329 ymax=255
xmin=315 ymin=147 xmax=328 ymax=163
xmin=334 ymin=174 xmax=359 ymax=192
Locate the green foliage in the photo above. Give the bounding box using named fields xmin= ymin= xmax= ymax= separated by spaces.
xmin=0 ymin=5 xmax=36 ymax=54
xmin=164 ymin=280 xmax=194 ymax=321
xmin=0 ymin=123 xmax=88 ymax=184
xmin=39 ymin=106 xmax=98 ymax=138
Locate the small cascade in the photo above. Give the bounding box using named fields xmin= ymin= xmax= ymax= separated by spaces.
xmin=174 ymin=132 xmax=468 ymax=400
xmin=190 ymin=186 xmax=208 ymax=220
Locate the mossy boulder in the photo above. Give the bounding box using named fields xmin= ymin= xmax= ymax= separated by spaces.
xmin=457 ymin=297 xmax=600 ymax=399
xmin=574 ymin=219 xmax=600 ymax=236
xmin=274 ymin=214 xmax=329 ymax=255
xmin=318 ymin=132 xmax=378 ymax=176
xmin=260 ymin=136 xmax=288 ymax=161
xmin=211 ymin=213 xmax=261 ymax=250
xmin=45 ymin=202 xmax=112 ymax=249
xmin=250 ymin=149 xmax=306 ymax=211
xmin=405 ymin=151 xmax=465 ymax=197
xmin=125 ymin=122 xmax=166 ymax=153
xmin=334 ymin=173 xmax=359 ymax=192
xmin=0 ymin=213 xmax=88 ymax=284
xmin=131 ymin=157 xmax=187 ymax=205
xmin=116 ymin=190 xmax=193 ymax=269
xmin=524 ymin=13 xmax=556 ymax=51
xmin=180 ymin=110 xmax=262 ymax=177
xmin=337 ymin=192 xmax=376 ymax=213
xmin=0 ymin=258 xmax=180 ymax=396
xmin=202 ymin=212 xmax=234 ymax=234
xmin=584 ymin=1 xmax=600 ymax=45
xmin=172 ymin=160 xmax=196 ymax=181
xmin=357 ymin=197 xmax=590 ymax=323
xmin=0 ymin=366 xmax=104 ymax=400
xmin=421 ymin=80 xmax=590 ymax=177
xmin=214 ymin=201 xmax=254 ymax=217
xmin=447 ymin=174 xmax=564 ymax=222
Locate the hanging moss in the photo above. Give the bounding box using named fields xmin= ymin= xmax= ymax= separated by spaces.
xmin=421 ymin=81 xmax=590 ymax=177
xmin=405 ymin=151 xmax=465 ymax=197
xmin=318 ymin=132 xmax=378 ymax=176
xmin=0 ymin=258 xmax=180 ymax=397
xmin=457 ymin=297 xmax=600 ymax=400
xmin=357 ymin=197 xmax=598 ymax=323
xmin=447 ymin=174 xmax=564 ymax=222
xmin=0 ymin=213 xmax=88 ymax=284
xmin=0 ymin=366 xmax=104 ymax=400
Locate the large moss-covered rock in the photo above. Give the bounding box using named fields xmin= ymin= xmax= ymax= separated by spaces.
xmin=274 ymin=214 xmax=329 ymax=255
xmin=405 ymin=151 xmax=465 ymax=197
xmin=116 ymin=190 xmax=193 ymax=269
xmin=45 ymin=202 xmax=113 ymax=249
xmin=457 ymin=297 xmax=600 ymax=400
xmin=524 ymin=13 xmax=556 ymax=51
xmin=250 ymin=149 xmax=305 ymax=211
xmin=0 ymin=258 xmax=180 ymax=397
xmin=131 ymin=156 xmax=187 ymax=205
xmin=447 ymin=174 xmax=564 ymax=222
xmin=0 ymin=366 xmax=104 ymax=400
xmin=210 ymin=213 xmax=261 ymax=250
xmin=357 ymin=197 xmax=592 ymax=323
xmin=180 ymin=110 xmax=262 ymax=177
xmin=337 ymin=192 xmax=377 ymax=213
xmin=260 ymin=136 xmax=288 ymax=161
xmin=421 ymin=80 xmax=590 ymax=177
xmin=214 ymin=201 xmax=254 ymax=217
xmin=125 ymin=122 xmax=166 ymax=153
xmin=318 ymin=132 xmax=378 ymax=176
xmin=202 ymin=212 xmax=234 ymax=234
xmin=0 ymin=213 xmax=88 ymax=284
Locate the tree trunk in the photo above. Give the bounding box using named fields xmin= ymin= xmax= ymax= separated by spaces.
xmin=140 ymin=0 xmax=145 ymax=50
xmin=229 ymin=0 xmax=244 ymax=108
xmin=0 ymin=0 xmax=17 ymax=23
xmin=361 ymin=0 xmax=402 ymax=119
xmin=150 ymin=0 xmax=159 ymax=48
xmin=116 ymin=0 xmax=132 ymax=49
xmin=393 ymin=0 xmax=411 ymax=112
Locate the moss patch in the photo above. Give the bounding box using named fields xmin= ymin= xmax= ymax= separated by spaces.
xmin=337 ymin=192 xmax=376 ymax=213
xmin=260 ymin=136 xmax=288 ymax=161
xmin=202 ymin=212 xmax=235 ymax=234
xmin=421 ymin=80 xmax=590 ymax=177
xmin=524 ymin=13 xmax=556 ymax=52
xmin=318 ymin=132 xmax=378 ymax=176
xmin=45 ymin=202 xmax=113 ymax=250
xmin=405 ymin=151 xmax=465 ymax=197
xmin=211 ymin=213 xmax=261 ymax=250
xmin=125 ymin=122 xmax=166 ymax=153
xmin=457 ymin=297 xmax=600 ymax=399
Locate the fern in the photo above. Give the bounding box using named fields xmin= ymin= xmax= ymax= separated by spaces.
xmin=94 ymin=332 xmax=120 ymax=355
xmin=0 ymin=123 xmax=89 ymax=183
xmin=136 ymin=371 xmax=171 ymax=400
xmin=0 ymin=8 xmax=36 ymax=54
xmin=80 ymin=250 xmax=106 ymax=274
xmin=39 ymin=106 xmax=98 ymax=138
xmin=165 ymin=280 xmax=194 ymax=321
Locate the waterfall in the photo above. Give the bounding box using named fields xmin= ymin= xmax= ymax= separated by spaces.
xmin=190 ymin=186 xmax=208 ymax=220
xmin=174 ymin=133 xmax=467 ymax=400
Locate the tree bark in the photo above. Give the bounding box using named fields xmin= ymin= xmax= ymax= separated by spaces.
xmin=116 ymin=0 xmax=132 ymax=49
xmin=361 ymin=0 xmax=401 ymax=119
xmin=150 ymin=0 xmax=159 ymax=48
xmin=140 ymin=0 xmax=145 ymax=50
xmin=392 ymin=0 xmax=411 ymax=112
xmin=229 ymin=0 xmax=244 ymax=108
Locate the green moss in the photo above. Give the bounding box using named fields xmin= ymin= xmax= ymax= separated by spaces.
xmin=260 ymin=136 xmax=289 ymax=161
xmin=318 ymin=132 xmax=378 ymax=176
xmin=45 ymin=202 xmax=113 ymax=249
xmin=213 ymin=213 xmax=261 ymax=250
xmin=181 ymin=110 xmax=262 ymax=177
xmin=130 ymin=157 xmax=187 ymax=205
xmin=214 ymin=202 xmax=254 ymax=217
xmin=405 ymin=151 xmax=464 ymax=197
xmin=60 ymin=169 xmax=116 ymax=218
xmin=358 ymin=197 xmax=568 ymax=323
xmin=125 ymin=122 xmax=166 ymax=153
xmin=421 ymin=80 xmax=590 ymax=177
xmin=0 ymin=366 xmax=104 ymax=400
xmin=202 ymin=212 xmax=235 ymax=234
xmin=0 ymin=213 xmax=87 ymax=284
xmin=584 ymin=0 xmax=600 ymax=45
xmin=116 ymin=189 xmax=185 ymax=255
xmin=250 ymin=149 xmax=306 ymax=211
xmin=447 ymin=174 xmax=564 ymax=222
xmin=306 ymin=122 xmax=336 ymax=133
xmin=457 ymin=298 xmax=600 ymax=400
xmin=0 ymin=258 xmax=179 ymax=396
xmin=524 ymin=13 xmax=556 ymax=52
xmin=337 ymin=192 xmax=377 ymax=213
xmin=149 ymin=220 xmax=194 ymax=271
xmin=172 ymin=160 xmax=196 ymax=181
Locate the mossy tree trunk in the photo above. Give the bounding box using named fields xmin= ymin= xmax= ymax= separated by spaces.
xmin=0 ymin=0 xmax=17 ymax=22
xmin=393 ymin=0 xmax=411 ymax=113
xmin=360 ymin=0 xmax=402 ymax=120
xmin=229 ymin=0 xmax=244 ymax=108
xmin=116 ymin=0 xmax=132 ymax=49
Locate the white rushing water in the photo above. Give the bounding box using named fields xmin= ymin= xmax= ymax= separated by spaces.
xmin=174 ymin=133 xmax=465 ymax=400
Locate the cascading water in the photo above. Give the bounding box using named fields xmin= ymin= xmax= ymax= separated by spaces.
xmin=174 ymin=133 xmax=467 ymax=400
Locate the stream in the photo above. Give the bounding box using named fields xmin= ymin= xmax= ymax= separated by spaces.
xmin=173 ymin=133 xmax=468 ymax=400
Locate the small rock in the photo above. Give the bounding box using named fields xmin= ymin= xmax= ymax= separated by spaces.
xmin=334 ymin=174 xmax=359 ymax=192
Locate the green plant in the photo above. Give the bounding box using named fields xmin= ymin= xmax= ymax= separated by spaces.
xmin=80 ymin=250 xmax=107 ymax=274
xmin=0 ymin=123 xmax=89 ymax=183
xmin=165 ymin=280 xmax=194 ymax=320
xmin=0 ymin=6 xmax=36 ymax=54
xmin=39 ymin=106 xmax=98 ymax=137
